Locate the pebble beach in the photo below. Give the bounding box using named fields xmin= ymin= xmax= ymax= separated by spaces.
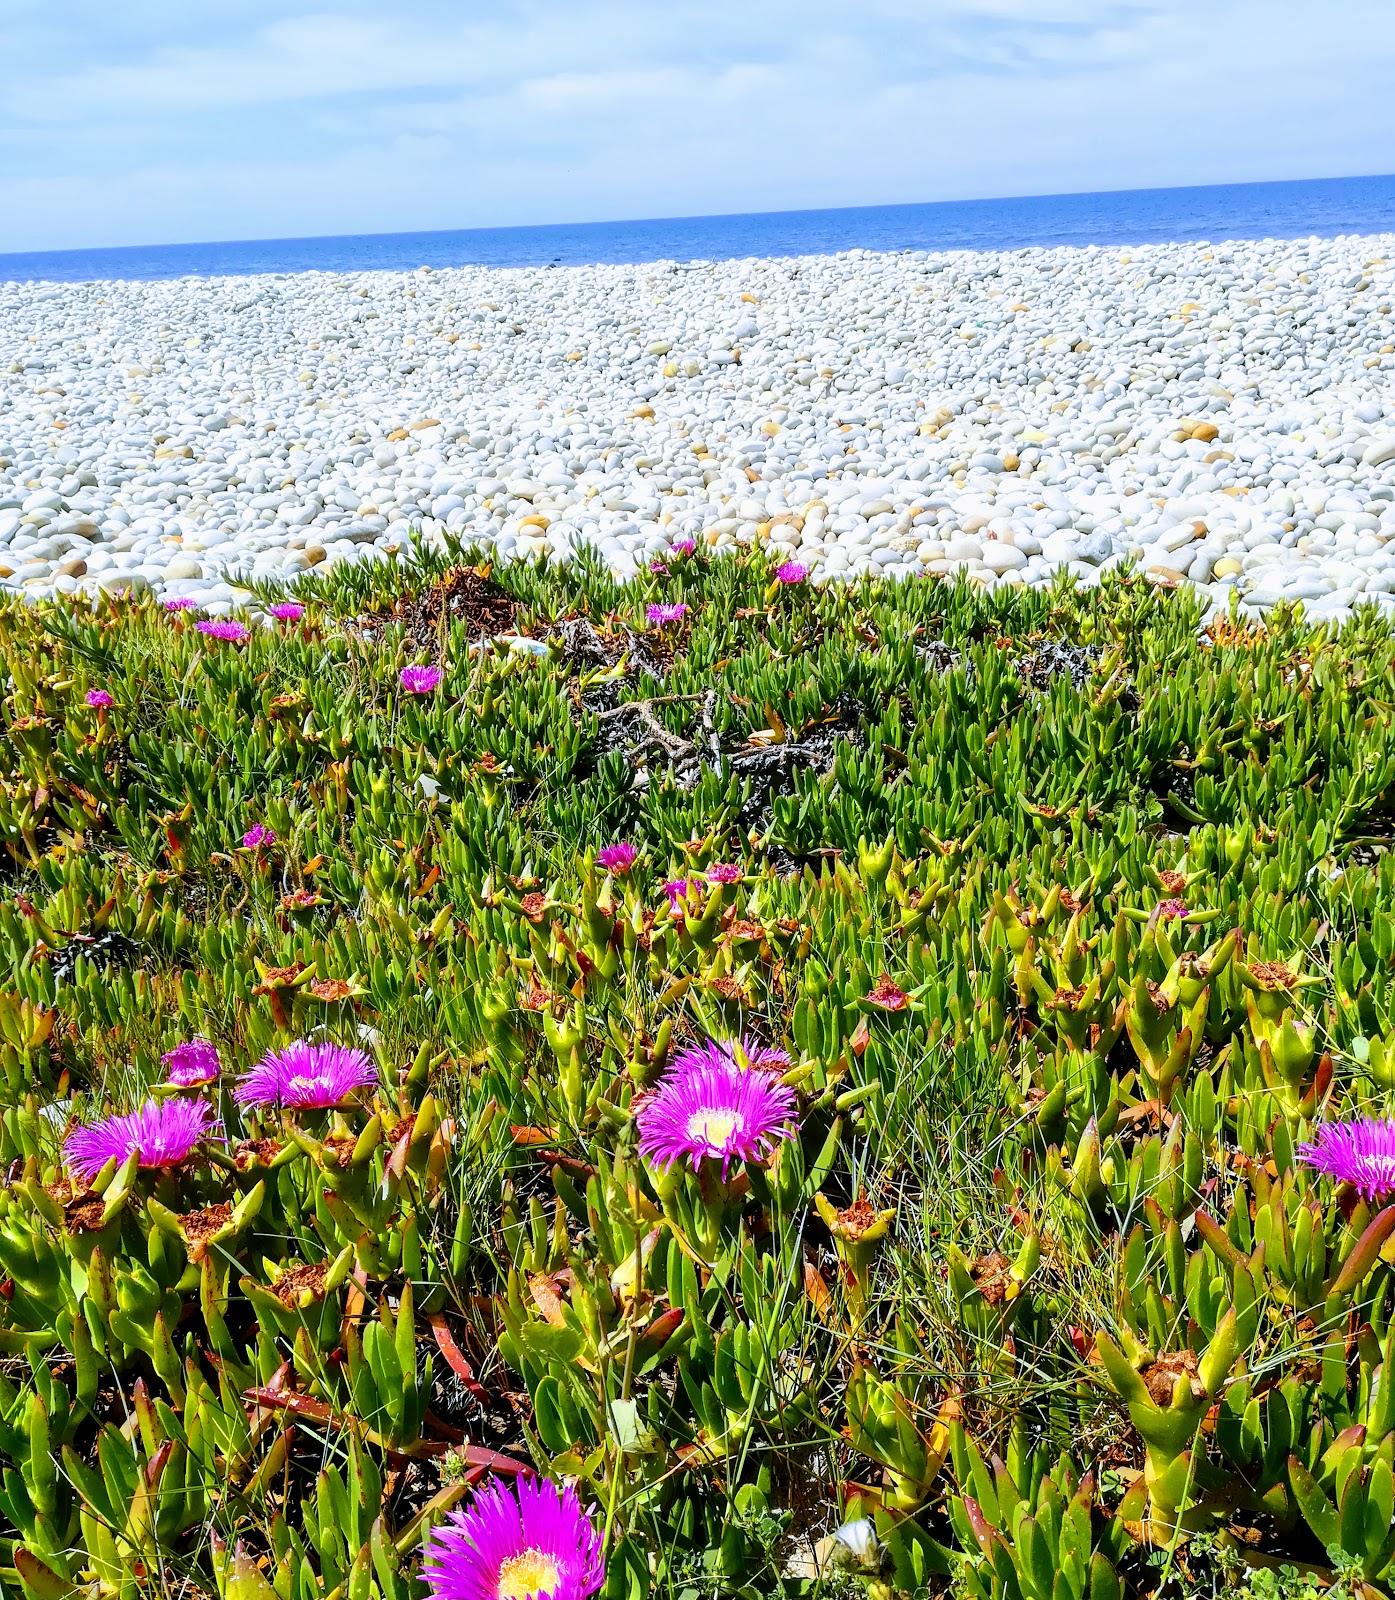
xmin=3 ymin=231 xmax=1395 ymax=620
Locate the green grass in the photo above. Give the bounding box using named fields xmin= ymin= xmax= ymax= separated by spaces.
xmin=2 ymin=545 xmax=1395 ymax=1599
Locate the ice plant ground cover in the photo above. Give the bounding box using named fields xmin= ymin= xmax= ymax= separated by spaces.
xmin=4 ymin=546 xmax=1395 ymax=1598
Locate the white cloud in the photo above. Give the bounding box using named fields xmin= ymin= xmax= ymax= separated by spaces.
xmin=6 ymin=15 xmax=501 ymax=117
xmin=520 ymin=68 xmax=698 ymax=113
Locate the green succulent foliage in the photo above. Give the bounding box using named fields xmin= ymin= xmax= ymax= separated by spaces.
xmin=3 ymin=547 xmax=1395 ymax=1598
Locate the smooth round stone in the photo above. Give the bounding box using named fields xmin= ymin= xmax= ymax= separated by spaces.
xmin=945 ymin=536 xmax=983 ymax=562
xmin=981 ymin=541 xmax=1028 ymax=573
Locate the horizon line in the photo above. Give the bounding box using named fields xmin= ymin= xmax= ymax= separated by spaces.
xmin=3 ymin=169 xmax=1393 ymax=262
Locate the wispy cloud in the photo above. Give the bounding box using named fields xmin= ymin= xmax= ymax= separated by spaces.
xmin=2 ymin=0 xmax=1392 ymax=251
xmin=5 ymin=15 xmax=511 ymax=117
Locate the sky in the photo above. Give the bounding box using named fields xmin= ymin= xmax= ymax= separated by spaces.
xmin=3 ymin=0 xmax=1393 ymax=253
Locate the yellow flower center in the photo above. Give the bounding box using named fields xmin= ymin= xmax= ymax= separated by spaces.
xmin=687 ymin=1107 xmax=742 ymax=1147
xmin=496 ymin=1549 xmax=562 ymax=1600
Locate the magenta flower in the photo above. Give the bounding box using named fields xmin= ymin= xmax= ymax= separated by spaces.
xmin=1298 ymin=1117 xmax=1395 ymax=1204
xmin=671 ymin=538 xmax=697 ymax=556
xmin=162 ymin=1038 xmax=222 ymax=1088
xmin=662 ymin=877 xmax=696 ymax=911
xmin=197 ymin=619 xmax=250 ymax=643
xmin=268 ymin=602 xmax=305 ymax=623
xmin=732 ymin=1036 xmax=791 ymax=1074
xmin=646 ymin=602 xmax=688 ymax=628
xmin=596 ymin=842 xmax=638 ymax=875
xmin=637 ymin=1053 xmax=798 ymax=1178
xmin=648 ymin=559 xmax=670 ymax=575
xmin=401 ymin=664 xmax=444 ymax=695
xmin=774 ymin=561 xmax=808 ymax=585
xmin=1157 ymin=898 xmax=1189 ymax=920
xmin=163 ymin=596 xmax=197 ymax=612
xmin=671 ymin=1035 xmax=791 ymax=1079
xmin=65 ymin=1098 xmax=215 ymax=1186
xmin=706 ymin=862 xmax=741 ymax=885
xmin=85 ymin=689 xmax=115 ymax=709
xmin=422 ymin=1477 xmax=603 ymax=1600
xmin=234 ymin=1040 xmax=378 ymax=1110
xmin=241 ymin=822 xmax=276 ymax=850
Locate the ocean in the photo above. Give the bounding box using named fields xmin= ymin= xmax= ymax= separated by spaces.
xmin=2 ymin=173 xmax=1393 ymax=283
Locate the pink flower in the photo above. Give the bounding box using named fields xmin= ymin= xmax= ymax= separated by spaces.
xmin=596 ymin=842 xmax=638 ymax=874
xmin=400 ymin=664 xmax=443 ymax=695
xmin=241 ymin=823 xmax=276 ymax=850
xmin=422 ymin=1477 xmax=603 ymax=1600
xmin=163 ymin=596 xmax=197 ymax=612
xmin=672 ymin=1035 xmax=790 ymax=1078
xmin=234 ymin=1040 xmax=378 ymax=1110
xmin=85 ymin=689 xmax=114 ymax=709
xmin=706 ymin=862 xmax=741 ymax=885
xmin=646 ymin=602 xmax=688 ymax=628
xmin=197 ymin=619 xmax=250 ymax=643
xmin=162 ymin=1039 xmax=221 ymax=1088
xmin=649 ymin=560 xmax=670 ymax=575
xmin=1298 ymin=1118 xmax=1395 ymax=1203
xmin=774 ymin=562 xmax=808 ymax=585
xmin=671 ymin=538 xmax=697 ymax=556
xmin=65 ymin=1098 xmax=215 ymax=1186
xmin=662 ymin=878 xmax=696 ymax=911
xmin=268 ymin=602 xmax=305 ymax=623
xmin=637 ymin=1046 xmax=798 ymax=1179
xmin=1157 ymin=898 xmax=1189 ymax=920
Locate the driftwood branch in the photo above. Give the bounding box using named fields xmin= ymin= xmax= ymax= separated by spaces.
xmin=591 ymin=699 xmax=697 ymax=761
xmin=591 ymin=694 xmax=834 ymax=790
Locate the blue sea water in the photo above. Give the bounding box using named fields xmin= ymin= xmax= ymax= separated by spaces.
xmin=3 ymin=174 xmax=1393 ymax=283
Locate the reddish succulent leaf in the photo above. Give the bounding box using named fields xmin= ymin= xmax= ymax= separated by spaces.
xmin=636 ymin=1307 xmax=685 ymax=1351
xmin=427 ymin=1314 xmax=491 ymax=1406
xmin=145 ymin=1439 xmax=173 ymax=1486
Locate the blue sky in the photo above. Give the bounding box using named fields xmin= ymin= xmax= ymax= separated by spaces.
xmin=3 ymin=0 xmax=1393 ymax=252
